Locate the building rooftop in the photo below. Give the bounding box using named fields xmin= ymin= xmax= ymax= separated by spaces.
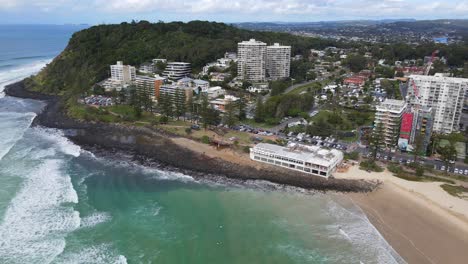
xmin=268 ymin=43 xmax=291 ymax=48
xmin=253 ymin=143 xmax=343 ymax=167
xmin=377 ymin=99 xmax=407 ymax=112
xmin=239 ymin=39 xmax=266 ymax=45
xmin=409 ymin=74 xmax=468 ymax=83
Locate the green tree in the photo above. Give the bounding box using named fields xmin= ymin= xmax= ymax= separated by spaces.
xmin=224 ymin=101 xmax=238 ymax=127
xmin=186 ymin=94 xmax=195 ymax=122
xmin=199 ymin=93 xmax=211 ymax=129
xmin=254 ymin=97 xmax=265 ymax=122
xmin=344 ymin=54 xmax=367 ymax=73
xmin=438 ymin=144 xmax=457 ymax=171
xmin=237 ymin=96 xmax=246 ymax=120
xmin=129 ymin=86 xmax=143 ymax=118
xmin=160 ymin=92 xmax=174 ymax=118
xmin=369 ymin=122 xmax=385 ymax=160
xmin=174 ymin=89 xmax=186 ymax=120
xmin=413 ymin=133 xmax=426 ymax=162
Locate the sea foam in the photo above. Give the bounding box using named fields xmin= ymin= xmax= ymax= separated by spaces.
xmin=0 ymin=112 xmax=36 ymax=161
xmin=0 ymin=159 xmax=80 ymax=263
xmin=0 ymin=59 xmax=51 ymax=98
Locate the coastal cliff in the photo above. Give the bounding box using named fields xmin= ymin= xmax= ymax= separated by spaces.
xmin=5 ymin=81 xmax=379 ymax=192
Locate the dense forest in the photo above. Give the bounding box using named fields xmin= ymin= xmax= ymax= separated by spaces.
xmin=27 ymin=20 xmax=338 ymax=95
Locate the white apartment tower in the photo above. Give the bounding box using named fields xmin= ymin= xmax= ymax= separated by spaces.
xmin=110 ymin=61 xmax=136 ymax=84
xmin=266 ymin=43 xmax=291 ymax=80
xmin=375 ymin=99 xmax=408 ymax=147
xmin=237 ymin=39 xmax=267 ymax=82
xmin=408 ymin=74 xmax=468 ymax=134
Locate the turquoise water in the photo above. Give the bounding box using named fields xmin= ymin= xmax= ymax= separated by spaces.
xmin=0 ymin=25 xmax=403 ymax=263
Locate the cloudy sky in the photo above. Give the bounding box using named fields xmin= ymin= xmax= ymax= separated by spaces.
xmin=1 ymin=0 xmax=467 ymax=24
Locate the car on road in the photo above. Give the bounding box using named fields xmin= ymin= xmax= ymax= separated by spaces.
xmin=441 ymin=165 xmax=446 ymax=171
xmin=464 ymin=169 xmax=468 ymax=175
xmin=455 ymin=168 xmax=459 ymax=174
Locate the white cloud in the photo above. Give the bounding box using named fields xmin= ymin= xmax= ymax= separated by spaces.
xmin=1 ymin=0 xmax=468 ymax=21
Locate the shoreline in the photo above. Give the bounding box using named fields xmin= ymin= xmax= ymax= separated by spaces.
xmin=3 ymin=80 xmax=378 ymax=193
xmin=339 ymin=166 xmax=468 ymax=263
xmin=7 ymin=80 xmax=468 ymax=263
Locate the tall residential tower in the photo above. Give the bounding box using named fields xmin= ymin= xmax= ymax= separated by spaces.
xmin=237 ymin=39 xmax=267 ymax=82
xmin=408 ymin=74 xmax=468 ymax=134
xmin=266 ymin=43 xmax=291 ymax=80
xmin=375 ymin=99 xmax=408 ymax=147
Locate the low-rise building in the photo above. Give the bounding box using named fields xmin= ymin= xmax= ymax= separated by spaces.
xmin=344 ymin=76 xmax=366 ymax=87
xmin=206 ymin=86 xmax=225 ymax=99
xmin=209 ymin=72 xmax=231 ymax=82
xmin=159 ymin=84 xmax=192 ymax=104
xmin=135 ymin=75 xmax=165 ymax=101
xmin=250 ymin=143 xmax=343 ymax=178
xmin=162 ymin=62 xmax=191 ymax=80
xmin=110 ymin=61 xmax=136 ymax=85
xmin=139 ymin=62 xmax=155 ymax=74
xmin=210 ymin=95 xmax=239 ymax=112
xmin=248 ymin=82 xmax=270 ymax=93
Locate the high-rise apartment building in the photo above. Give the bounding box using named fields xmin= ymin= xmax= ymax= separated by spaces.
xmin=375 ymin=99 xmax=408 ymax=147
xmin=408 ymin=74 xmax=468 ymax=134
xmin=410 ymin=107 xmax=434 ymax=154
xmin=266 ymin=43 xmax=291 ymax=80
xmin=237 ymin=39 xmax=267 ymax=82
xmin=162 ymin=62 xmax=191 ymax=80
xmin=110 ymin=61 xmax=136 ymax=84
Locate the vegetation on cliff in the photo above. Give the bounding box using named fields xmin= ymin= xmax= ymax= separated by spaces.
xmin=26 ymin=20 xmax=338 ymax=95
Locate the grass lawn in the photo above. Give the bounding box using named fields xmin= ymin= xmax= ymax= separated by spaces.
xmin=288 ymin=80 xmax=328 ymax=95
xmin=441 ymin=184 xmax=468 ymax=198
xmin=242 ymin=119 xmax=277 ymax=129
xmin=68 ymin=103 xmax=157 ymax=124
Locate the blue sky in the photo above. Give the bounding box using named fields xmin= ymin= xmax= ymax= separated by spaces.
xmin=1 ymin=0 xmax=468 ymax=24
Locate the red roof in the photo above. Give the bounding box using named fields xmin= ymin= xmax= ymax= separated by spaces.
xmin=400 ymin=112 xmax=413 ymax=139
xmin=344 ymin=77 xmax=366 ymax=85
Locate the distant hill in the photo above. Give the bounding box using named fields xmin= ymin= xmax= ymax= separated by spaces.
xmin=235 ymin=19 xmax=468 ymax=34
xmin=27 ymin=20 xmax=337 ymax=95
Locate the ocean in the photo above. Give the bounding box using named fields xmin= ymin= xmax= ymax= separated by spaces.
xmin=0 ymin=25 xmax=403 ymax=263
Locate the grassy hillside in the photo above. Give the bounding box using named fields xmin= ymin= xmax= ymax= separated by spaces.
xmin=27 ymin=20 xmax=337 ymax=95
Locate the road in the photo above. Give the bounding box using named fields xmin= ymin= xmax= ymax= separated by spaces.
xmin=359 ymin=148 xmax=468 ymax=175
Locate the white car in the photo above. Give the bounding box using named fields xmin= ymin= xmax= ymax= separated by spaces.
xmin=454 ymin=168 xmax=459 ymax=174
xmin=464 ymin=170 xmax=468 ymax=175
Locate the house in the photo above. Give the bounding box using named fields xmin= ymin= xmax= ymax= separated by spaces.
xmin=210 ymin=95 xmax=239 ymax=112
xmin=205 ymin=86 xmax=225 ymax=99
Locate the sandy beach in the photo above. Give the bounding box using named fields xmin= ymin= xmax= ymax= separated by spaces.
xmin=337 ymin=166 xmax=468 ymax=264
xmin=173 ymin=138 xmax=468 ymax=263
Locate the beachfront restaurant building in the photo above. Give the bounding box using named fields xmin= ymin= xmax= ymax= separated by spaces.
xmin=250 ymin=143 xmax=343 ymax=178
